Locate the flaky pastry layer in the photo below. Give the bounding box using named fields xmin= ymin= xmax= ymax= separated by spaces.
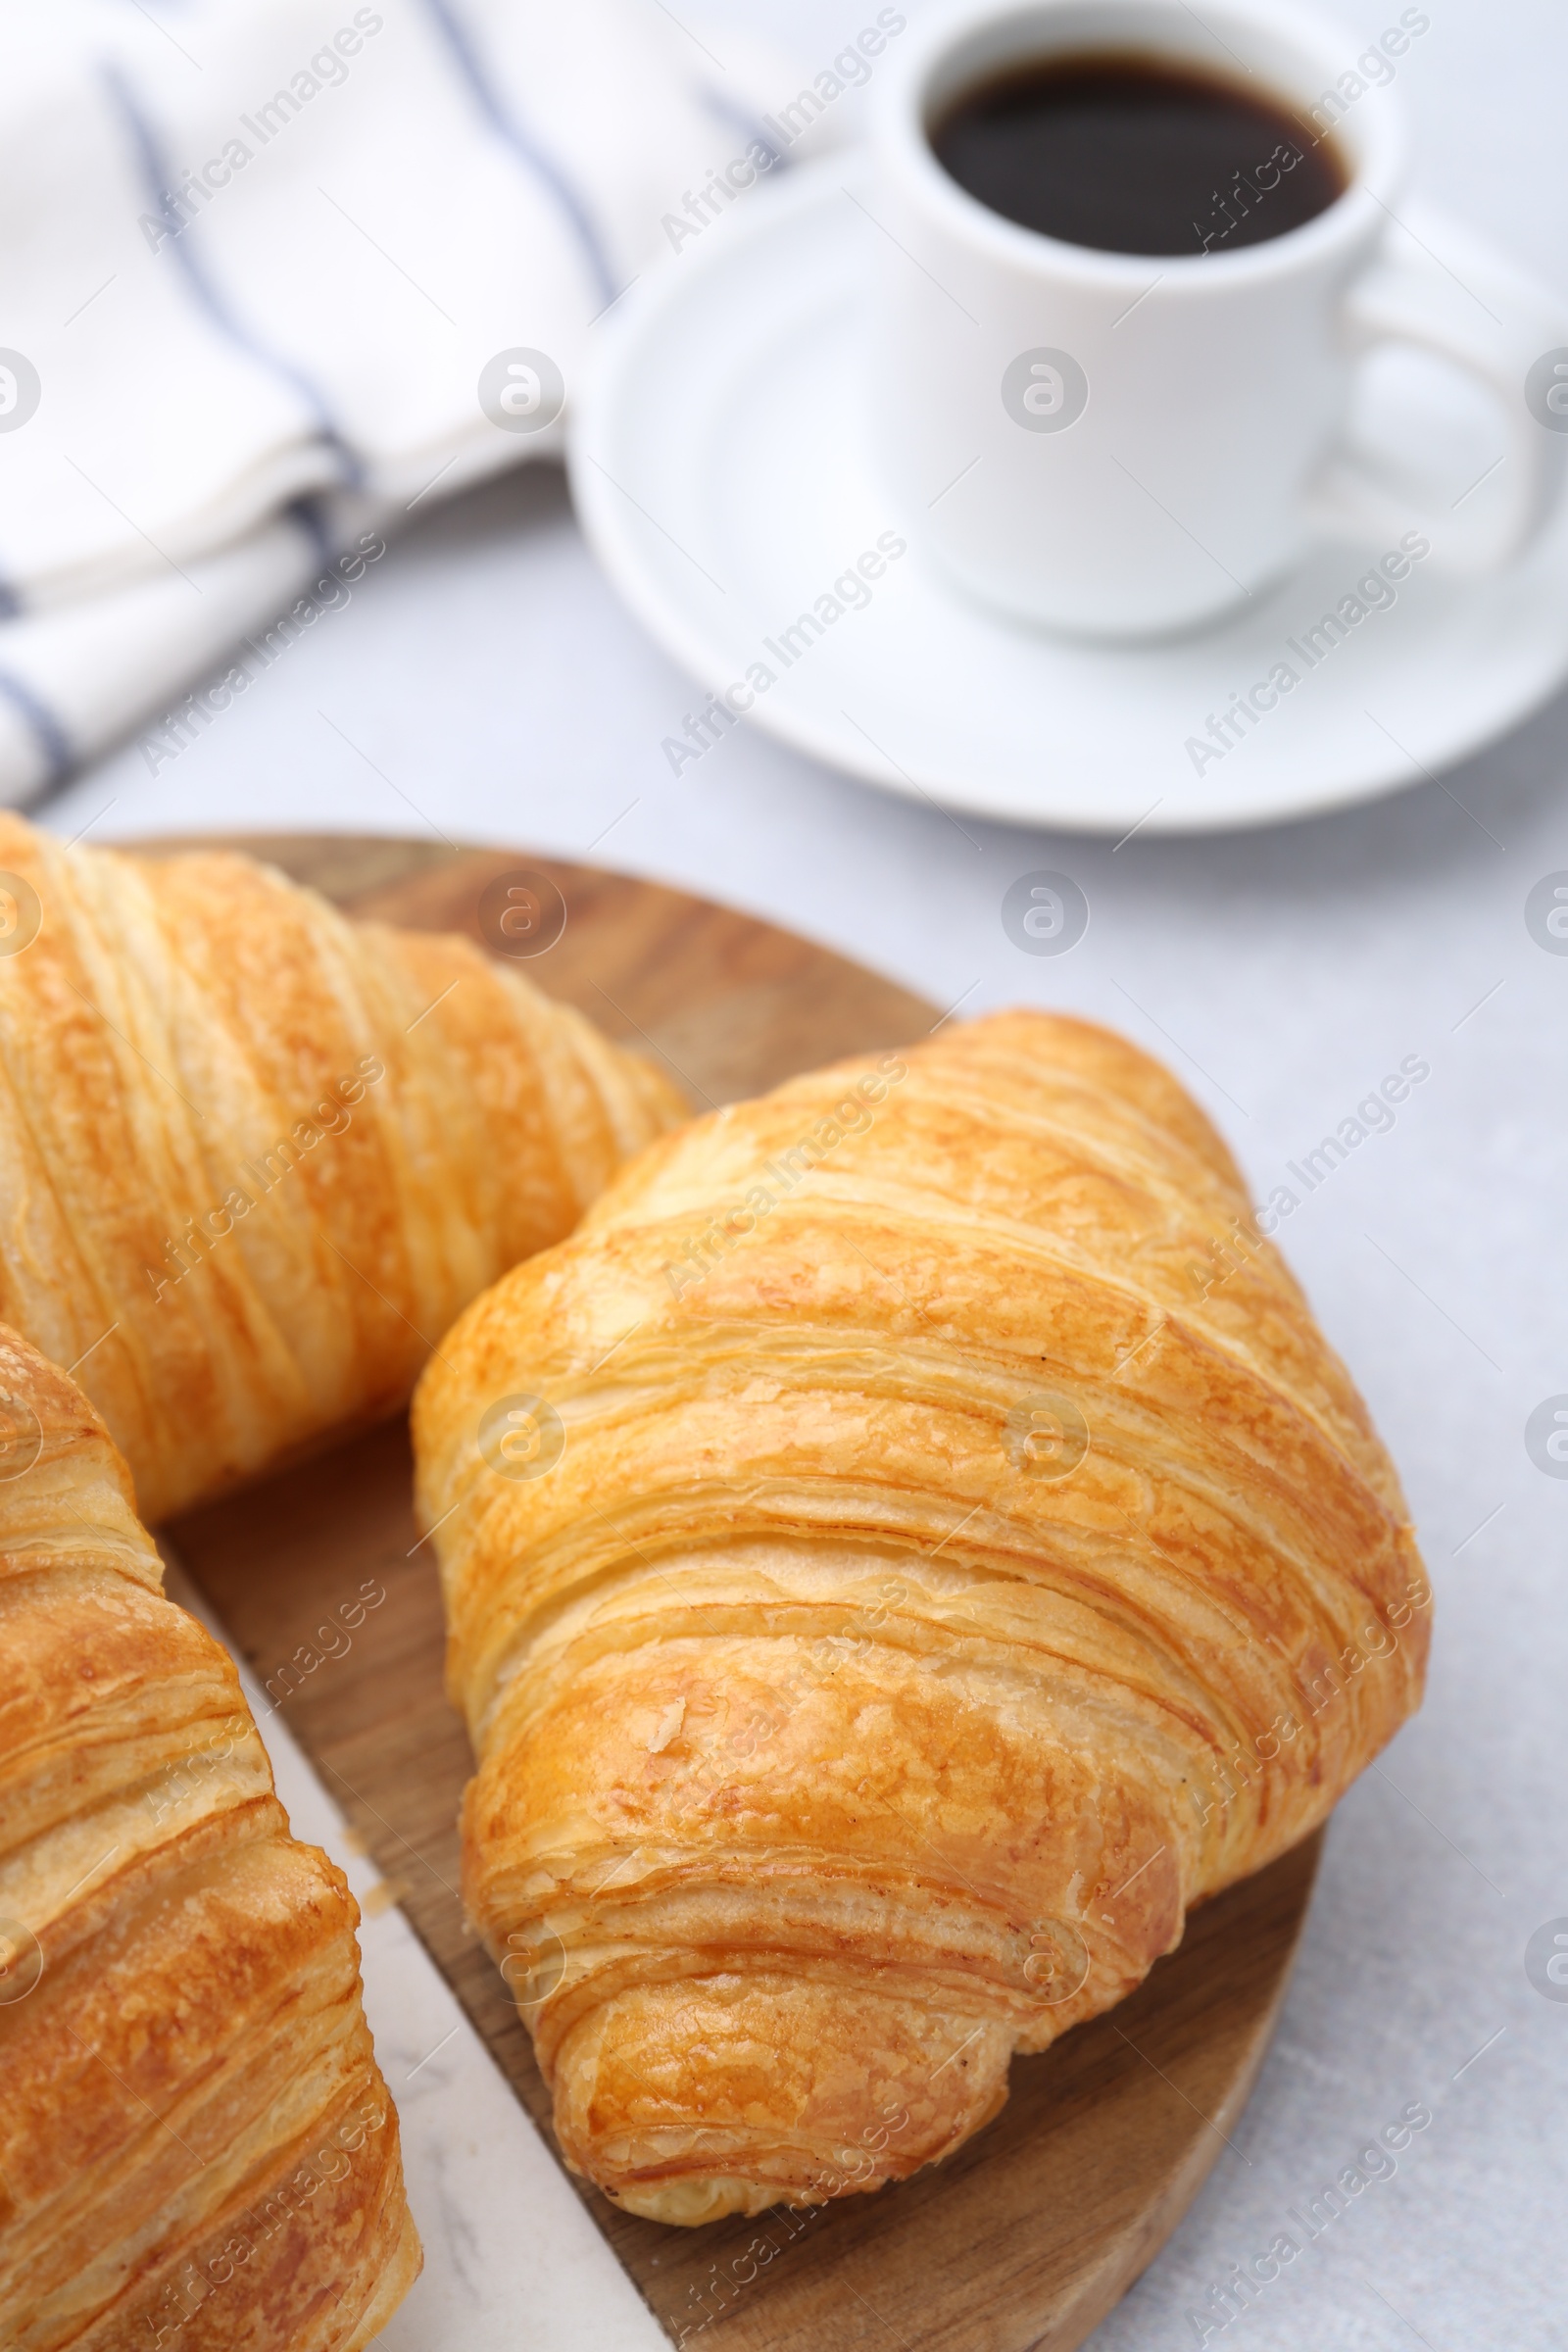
xmin=0 ymin=1326 xmax=420 ymax=2347
xmin=0 ymin=812 xmax=682 ymax=1521
xmin=414 ymin=1008 xmax=1429 ymax=2222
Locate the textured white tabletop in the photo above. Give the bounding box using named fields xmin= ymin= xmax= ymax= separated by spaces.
xmin=41 ymin=3 xmax=1568 ymax=2344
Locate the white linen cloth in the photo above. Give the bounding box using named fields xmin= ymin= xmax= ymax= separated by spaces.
xmin=0 ymin=0 xmax=801 ymax=802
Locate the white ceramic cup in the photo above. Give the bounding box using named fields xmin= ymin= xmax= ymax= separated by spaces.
xmin=869 ymin=0 xmax=1568 ymax=637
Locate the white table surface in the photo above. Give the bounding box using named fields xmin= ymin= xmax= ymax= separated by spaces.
xmin=40 ymin=3 xmax=1568 ymax=2344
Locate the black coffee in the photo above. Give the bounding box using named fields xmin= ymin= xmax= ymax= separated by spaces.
xmin=931 ymin=52 xmax=1345 ymax=257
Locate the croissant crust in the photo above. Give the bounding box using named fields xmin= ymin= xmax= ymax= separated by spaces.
xmin=0 ymin=812 xmax=682 ymax=1522
xmin=0 ymin=1324 xmax=420 ymax=2346
xmin=415 ymin=1008 xmax=1430 ymax=2223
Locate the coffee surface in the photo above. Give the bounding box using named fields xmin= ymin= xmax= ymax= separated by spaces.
xmin=931 ymin=52 xmax=1345 ymax=257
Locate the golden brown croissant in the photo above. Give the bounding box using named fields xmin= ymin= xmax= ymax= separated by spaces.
xmin=0 ymin=1322 xmax=420 ymax=2347
xmin=414 ymin=1007 xmax=1431 ymax=2224
xmin=0 ymin=812 xmax=682 ymax=1523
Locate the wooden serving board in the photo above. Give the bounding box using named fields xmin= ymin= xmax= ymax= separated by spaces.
xmin=160 ymin=835 xmax=1320 ymax=2352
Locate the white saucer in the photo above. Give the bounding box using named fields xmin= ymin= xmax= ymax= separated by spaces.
xmin=569 ymin=162 xmax=1568 ymax=835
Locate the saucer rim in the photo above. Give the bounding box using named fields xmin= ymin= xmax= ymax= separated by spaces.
xmin=570 ymin=160 xmax=1568 ymax=836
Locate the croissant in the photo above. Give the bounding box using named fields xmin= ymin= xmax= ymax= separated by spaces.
xmin=0 ymin=1322 xmax=420 ymax=2346
xmin=0 ymin=812 xmax=682 ymax=1523
xmin=414 ymin=1007 xmax=1431 ymax=2224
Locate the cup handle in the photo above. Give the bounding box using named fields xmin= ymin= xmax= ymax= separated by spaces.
xmin=1301 ymin=208 xmax=1568 ymax=574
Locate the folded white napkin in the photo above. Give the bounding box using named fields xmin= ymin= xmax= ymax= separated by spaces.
xmin=0 ymin=0 xmax=804 ymax=803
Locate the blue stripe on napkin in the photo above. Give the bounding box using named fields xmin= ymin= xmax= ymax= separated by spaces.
xmin=418 ymin=0 xmax=617 ymax=308
xmin=0 ymin=669 xmax=74 ymax=794
xmin=104 ymin=64 xmax=365 ymax=491
xmin=285 ymin=492 xmax=338 ymax=576
xmin=699 ymin=87 xmax=789 ymax=171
